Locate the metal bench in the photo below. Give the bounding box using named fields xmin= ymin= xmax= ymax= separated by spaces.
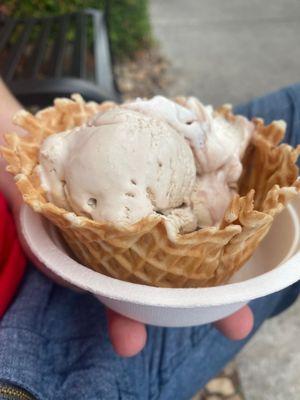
xmin=0 ymin=8 xmax=121 ymax=107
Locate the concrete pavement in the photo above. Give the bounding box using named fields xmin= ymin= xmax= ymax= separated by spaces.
xmin=150 ymin=0 xmax=300 ymax=106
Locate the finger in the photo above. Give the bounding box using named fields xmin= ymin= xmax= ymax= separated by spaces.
xmin=214 ymin=305 xmax=254 ymax=340
xmin=107 ymin=309 xmax=147 ymax=357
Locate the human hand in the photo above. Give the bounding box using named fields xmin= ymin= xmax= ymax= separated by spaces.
xmin=107 ymin=305 xmax=254 ymax=357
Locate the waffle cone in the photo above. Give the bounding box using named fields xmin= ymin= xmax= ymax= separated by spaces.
xmin=2 ymin=94 xmax=300 ymax=287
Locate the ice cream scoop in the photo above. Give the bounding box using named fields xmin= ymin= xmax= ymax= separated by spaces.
xmin=38 ymin=107 xmax=196 ymax=226
xmin=120 ymin=96 xmax=253 ymax=227
xmin=38 ymin=96 xmax=253 ymax=232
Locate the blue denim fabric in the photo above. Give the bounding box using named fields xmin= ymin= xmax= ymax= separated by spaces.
xmin=1 ymin=84 xmax=300 ymax=400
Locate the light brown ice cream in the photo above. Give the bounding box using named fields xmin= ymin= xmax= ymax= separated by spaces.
xmin=38 ymin=96 xmax=253 ymax=232
xmin=186 ymin=99 xmax=253 ymax=226
xmin=38 ymin=107 xmax=196 ymax=227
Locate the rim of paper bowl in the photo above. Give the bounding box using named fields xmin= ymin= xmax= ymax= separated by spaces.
xmin=20 ymin=204 xmax=300 ymax=309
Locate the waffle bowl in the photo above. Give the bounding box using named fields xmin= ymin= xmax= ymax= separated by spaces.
xmin=2 ymin=94 xmax=300 ymax=288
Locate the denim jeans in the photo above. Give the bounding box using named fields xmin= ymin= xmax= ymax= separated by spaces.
xmin=1 ymin=84 xmax=300 ymax=400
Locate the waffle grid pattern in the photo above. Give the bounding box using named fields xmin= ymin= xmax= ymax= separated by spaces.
xmin=2 ymin=94 xmax=300 ymax=287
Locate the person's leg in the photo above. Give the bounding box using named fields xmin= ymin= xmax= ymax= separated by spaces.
xmin=234 ymin=82 xmax=300 ymax=148
xmin=0 ymin=266 xmax=142 ymax=400
xmin=0 ymin=266 xmax=298 ymax=400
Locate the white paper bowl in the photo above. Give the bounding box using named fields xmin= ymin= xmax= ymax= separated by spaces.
xmin=20 ymin=199 xmax=300 ymax=327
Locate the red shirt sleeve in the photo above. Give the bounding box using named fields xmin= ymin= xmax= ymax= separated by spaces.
xmin=0 ymin=193 xmax=26 ymax=317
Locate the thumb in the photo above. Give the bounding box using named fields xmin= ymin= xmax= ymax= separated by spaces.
xmin=214 ymin=305 xmax=254 ymax=340
xmin=107 ymin=309 xmax=147 ymax=357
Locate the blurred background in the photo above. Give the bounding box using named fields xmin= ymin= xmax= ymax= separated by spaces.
xmin=1 ymin=1 xmax=300 ymax=399
xmin=150 ymin=0 xmax=300 ymax=106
